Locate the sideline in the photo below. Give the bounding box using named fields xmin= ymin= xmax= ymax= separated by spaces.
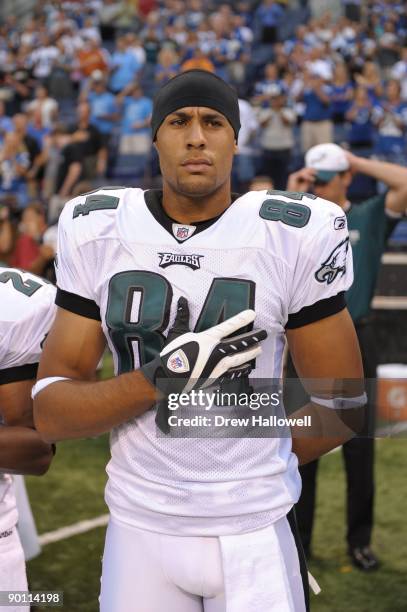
xmin=38 ymin=514 xmax=109 ymax=546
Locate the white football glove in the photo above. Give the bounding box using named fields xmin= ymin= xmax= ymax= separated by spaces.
xmin=140 ymin=297 xmax=267 ymax=433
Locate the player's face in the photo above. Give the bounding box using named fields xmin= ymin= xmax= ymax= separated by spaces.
xmin=155 ymin=107 xmax=238 ymax=198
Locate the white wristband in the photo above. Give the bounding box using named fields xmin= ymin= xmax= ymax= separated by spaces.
xmin=310 ymin=392 xmax=367 ymax=410
xmin=31 ymin=376 xmax=71 ymax=399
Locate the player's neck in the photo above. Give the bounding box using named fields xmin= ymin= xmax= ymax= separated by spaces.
xmin=337 ymin=196 xmax=350 ymax=209
xmin=161 ymin=183 xmax=232 ymax=224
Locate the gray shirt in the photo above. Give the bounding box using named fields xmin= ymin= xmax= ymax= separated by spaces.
xmin=258 ymin=107 xmax=296 ymax=151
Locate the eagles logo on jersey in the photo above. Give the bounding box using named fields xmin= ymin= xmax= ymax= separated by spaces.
xmin=158 ymin=252 xmax=204 ymax=270
xmin=315 ymin=238 xmax=349 ymax=285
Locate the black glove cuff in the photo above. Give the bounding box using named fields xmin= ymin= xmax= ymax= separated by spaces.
xmin=140 ymin=355 xmax=165 ymax=392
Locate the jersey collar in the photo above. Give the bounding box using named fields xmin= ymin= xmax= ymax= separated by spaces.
xmin=144 ymin=190 xmax=240 ymax=244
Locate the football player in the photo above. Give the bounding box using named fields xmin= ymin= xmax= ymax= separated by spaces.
xmin=0 ymin=268 xmax=56 ymax=608
xmin=34 ymin=71 xmax=364 ymax=612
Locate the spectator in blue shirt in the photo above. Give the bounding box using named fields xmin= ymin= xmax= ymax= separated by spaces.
xmin=185 ymin=0 xmax=205 ymax=30
xmin=254 ymin=0 xmax=285 ymax=44
xmin=0 ymin=132 xmax=30 ymax=209
xmin=205 ymin=26 xmax=241 ymax=83
xmin=0 ymin=102 xmax=14 ymax=142
xmin=154 ymin=47 xmax=180 ymax=89
xmin=373 ymin=79 xmax=407 ymax=163
xmin=300 ymin=69 xmax=334 ymax=152
xmin=391 ymin=46 xmax=407 ymax=101
xmin=26 ymin=109 xmax=51 ymax=150
xmin=251 ymin=63 xmax=285 ymax=107
xmin=331 ymin=63 xmax=354 ymax=124
xmin=109 ymin=36 xmax=142 ymax=94
xmin=116 ymin=83 xmax=153 ymax=155
xmin=85 ymin=73 xmax=118 ymax=144
xmin=346 ymin=85 xmax=377 ymax=150
xmin=354 ymin=61 xmax=383 ymax=104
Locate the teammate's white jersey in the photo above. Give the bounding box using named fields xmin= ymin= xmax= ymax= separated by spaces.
xmin=56 ymin=187 xmax=353 ymax=536
xmin=0 ymin=268 xmax=56 ymax=533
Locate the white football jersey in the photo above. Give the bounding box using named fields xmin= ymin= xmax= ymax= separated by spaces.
xmin=56 ymin=187 xmax=353 ymax=536
xmin=0 ymin=268 xmax=56 ymax=533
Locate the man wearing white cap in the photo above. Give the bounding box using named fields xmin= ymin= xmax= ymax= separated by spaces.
xmin=287 ymin=143 xmax=407 ymax=570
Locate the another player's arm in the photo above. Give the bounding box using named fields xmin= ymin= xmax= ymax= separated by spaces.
xmin=345 ymin=151 xmax=407 ymax=214
xmin=0 ymin=426 xmax=53 ymax=475
xmin=0 ymin=380 xmax=54 ymax=475
xmin=286 ymin=308 xmax=365 ymax=465
xmin=0 ymin=379 xmax=36 ymax=427
xmin=34 ymin=308 xmax=159 ymax=443
xmin=58 ymin=161 xmax=82 ymax=197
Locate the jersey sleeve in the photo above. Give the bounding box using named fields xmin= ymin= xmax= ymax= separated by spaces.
xmin=0 ymin=274 xmax=56 ymax=384
xmin=55 ymin=197 xmax=101 ymax=320
xmin=286 ymin=203 xmax=353 ymax=329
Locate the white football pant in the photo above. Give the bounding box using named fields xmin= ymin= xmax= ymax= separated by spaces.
xmin=0 ymin=527 xmax=28 ymax=612
xmin=99 ymin=514 xmax=307 ymax=612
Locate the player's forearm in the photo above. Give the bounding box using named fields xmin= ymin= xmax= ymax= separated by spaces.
xmin=27 ymin=253 xmax=51 ymax=275
xmin=0 ymin=426 xmax=53 ymax=475
xmin=353 ymin=155 xmax=407 ymax=192
xmin=289 ymin=402 xmax=358 ymax=465
xmin=34 ymin=370 xmax=160 ymax=443
xmin=291 ymin=436 xmax=348 ymax=465
xmin=0 ymin=221 xmax=13 ymax=254
xmin=314 ymin=88 xmax=330 ymax=104
xmin=59 ymin=162 xmax=82 ymax=196
xmin=96 ymin=147 xmax=108 ymax=175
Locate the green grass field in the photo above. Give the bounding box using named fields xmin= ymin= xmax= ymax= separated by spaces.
xmin=25 ymin=436 xmax=407 ymax=612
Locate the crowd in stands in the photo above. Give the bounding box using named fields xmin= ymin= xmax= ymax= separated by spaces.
xmin=0 ymin=0 xmax=407 ymax=272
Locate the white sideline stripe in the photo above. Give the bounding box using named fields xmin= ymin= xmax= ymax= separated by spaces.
xmin=38 ymin=514 xmax=109 ymax=546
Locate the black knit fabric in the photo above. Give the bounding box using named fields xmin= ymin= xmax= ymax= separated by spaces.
xmin=151 ymin=70 xmax=240 ymax=141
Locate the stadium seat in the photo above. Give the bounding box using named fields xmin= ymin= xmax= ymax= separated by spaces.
xmin=347 ymin=173 xmax=378 ymax=202
xmin=389 ymin=219 xmax=407 ymax=250
xmin=109 ymin=153 xmax=149 ymax=182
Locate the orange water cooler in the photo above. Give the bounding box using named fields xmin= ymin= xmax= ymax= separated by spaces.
xmin=376 ymin=364 xmax=407 ymax=422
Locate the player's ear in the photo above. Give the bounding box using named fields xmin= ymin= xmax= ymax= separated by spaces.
xmin=343 ymin=170 xmax=353 ymax=188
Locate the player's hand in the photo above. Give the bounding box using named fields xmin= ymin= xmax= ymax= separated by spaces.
xmin=39 ymin=244 xmax=55 ymax=261
xmin=142 ymin=296 xmax=266 ymax=395
xmin=286 ymin=167 xmax=316 ymax=193
xmin=140 ymin=297 xmax=267 ymax=432
xmin=0 ymin=205 xmax=9 ymax=221
xmin=343 ymin=150 xmax=362 ymax=175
